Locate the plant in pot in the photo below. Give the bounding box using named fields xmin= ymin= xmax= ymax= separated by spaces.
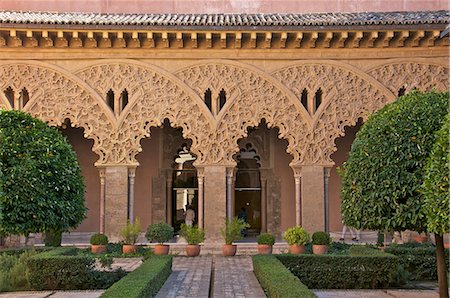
xmin=311 ymin=231 xmax=332 ymax=255
xmin=145 ymin=222 xmax=174 ymax=255
xmin=180 ymin=223 xmax=205 ymax=257
xmin=257 ymin=233 xmax=275 ymax=254
xmin=120 ymin=218 xmax=141 ymax=254
xmin=220 ymin=217 xmax=250 ymax=256
xmin=90 ymin=233 xmax=108 ymax=254
xmin=283 ymin=226 xmax=310 ymax=254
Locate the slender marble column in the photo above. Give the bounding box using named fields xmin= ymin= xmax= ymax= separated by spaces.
xmin=226 ymin=167 xmax=234 ymax=220
xmin=99 ymin=168 xmax=106 ymax=234
xmin=197 ymin=167 xmax=204 ymax=229
xmin=128 ymin=167 xmax=136 ymax=223
xmin=292 ymin=166 xmax=302 ymax=226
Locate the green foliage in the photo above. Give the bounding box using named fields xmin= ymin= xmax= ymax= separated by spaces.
xmin=100 ymin=256 xmax=172 ymax=298
xmin=385 ymin=243 xmax=450 ymax=280
xmin=257 ymin=233 xmax=275 ymax=245
xmin=120 ymin=218 xmax=141 ymax=245
xmin=422 ymin=113 xmax=450 ymax=235
xmin=90 ymin=233 xmax=109 ymax=245
xmin=340 ymin=90 xmax=449 ymax=232
xmin=253 ymin=255 xmax=316 ymax=298
xmin=44 ymin=230 xmax=62 ymax=247
xmin=220 ymin=217 xmax=250 ymax=245
xmin=179 ymin=224 xmax=205 ymax=245
xmin=145 ymin=222 xmax=174 ymax=244
xmin=348 ymin=245 xmax=385 ymax=256
xmin=283 ymin=226 xmax=310 ymax=245
xmin=0 ymin=249 xmax=37 ymax=292
xmin=311 ymin=231 xmax=331 ymax=245
xmin=0 ymin=110 xmax=86 ymax=235
xmin=277 ymin=253 xmax=398 ymax=289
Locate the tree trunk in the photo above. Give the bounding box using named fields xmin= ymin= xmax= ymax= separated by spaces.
xmin=435 ymin=234 xmax=449 ymax=298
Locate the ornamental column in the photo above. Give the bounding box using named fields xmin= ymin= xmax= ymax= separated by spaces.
xmin=226 ymin=167 xmax=234 ymax=220
xmin=197 ymin=167 xmax=204 ymax=229
xmin=128 ymin=167 xmax=136 ymax=223
xmin=291 ymin=166 xmax=302 ymax=226
xmin=98 ymin=168 xmax=106 ymax=234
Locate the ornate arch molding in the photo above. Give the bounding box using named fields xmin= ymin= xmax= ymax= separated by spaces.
xmin=367 ymin=61 xmax=449 ymax=95
xmin=272 ymin=61 xmax=395 ymax=165
xmin=76 ymin=60 xmax=215 ymax=165
xmin=0 ymin=92 xmax=11 ymax=110
xmin=0 ymin=61 xmax=116 ymax=165
xmin=175 ymin=60 xmax=310 ymax=166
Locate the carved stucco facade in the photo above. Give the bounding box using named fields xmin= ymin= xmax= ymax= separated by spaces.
xmin=0 ymin=49 xmax=448 ymax=240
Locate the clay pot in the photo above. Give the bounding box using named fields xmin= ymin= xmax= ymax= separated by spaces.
xmin=122 ymin=244 xmax=137 ymax=254
xmin=312 ymin=244 xmax=328 ymax=255
xmin=91 ymin=244 xmax=107 ymax=254
xmin=154 ymin=244 xmax=170 ymax=255
xmin=222 ymin=244 xmax=237 ymax=256
xmin=186 ymin=244 xmax=201 ymax=257
xmin=289 ymin=244 xmax=306 ymax=254
xmin=257 ymin=244 xmax=273 ymax=255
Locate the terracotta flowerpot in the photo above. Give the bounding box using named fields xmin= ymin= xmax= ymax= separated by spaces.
xmin=222 ymin=244 xmax=237 ymax=256
xmin=257 ymin=244 xmax=273 ymax=255
xmin=289 ymin=244 xmax=306 ymax=254
xmin=186 ymin=244 xmax=201 ymax=257
xmin=122 ymin=244 xmax=137 ymax=254
xmin=312 ymin=244 xmax=328 ymax=255
xmin=412 ymin=235 xmax=428 ymax=243
xmin=91 ymin=244 xmax=107 ymax=254
xmin=154 ymin=244 xmax=170 ymax=255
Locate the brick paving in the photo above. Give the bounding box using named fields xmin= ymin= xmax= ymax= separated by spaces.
xmin=315 ymin=289 xmax=439 ymax=298
xmin=156 ymin=256 xmax=212 ymax=298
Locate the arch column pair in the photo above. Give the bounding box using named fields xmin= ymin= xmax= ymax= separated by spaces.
xmin=292 ymin=164 xmax=333 ymax=233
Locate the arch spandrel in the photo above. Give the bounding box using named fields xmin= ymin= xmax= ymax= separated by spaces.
xmin=272 ymin=62 xmax=394 ymax=165
xmin=175 ymin=61 xmax=311 ymax=166
xmin=76 ymin=62 xmax=215 ymax=165
xmin=368 ymin=62 xmax=449 ymax=94
xmin=0 ymin=62 xmax=116 ymax=165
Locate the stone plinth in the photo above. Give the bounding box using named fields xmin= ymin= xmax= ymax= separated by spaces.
xmin=301 ymin=165 xmax=325 ymax=233
xmin=105 ymin=166 xmax=128 ymax=242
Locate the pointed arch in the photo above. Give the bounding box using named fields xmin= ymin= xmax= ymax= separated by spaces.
xmin=0 ymin=61 xmax=116 ymax=165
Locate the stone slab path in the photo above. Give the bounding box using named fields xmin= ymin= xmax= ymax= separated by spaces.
xmin=315 ymin=289 xmax=439 ymax=298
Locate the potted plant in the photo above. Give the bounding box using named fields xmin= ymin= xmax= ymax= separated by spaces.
xmin=120 ymin=218 xmax=141 ymax=254
xmin=311 ymin=231 xmax=332 ymax=255
xmin=90 ymin=233 xmax=108 ymax=254
xmin=283 ymin=226 xmax=310 ymax=254
xmin=180 ymin=223 xmax=205 ymax=257
xmin=257 ymin=233 xmax=275 ymax=254
xmin=220 ymin=217 xmax=250 ymax=256
xmin=145 ymin=222 xmax=174 ymax=255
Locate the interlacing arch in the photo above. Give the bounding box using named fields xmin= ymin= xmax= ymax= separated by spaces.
xmin=76 ymin=61 xmax=215 ymax=165
xmin=0 ymin=61 xmax=115 ymax=165
xmin=175 ymin=60 xmax=311 ymax=166
xmin=367 ymin=61 xmax=449 ymax=96
xmin=272 ymin=61 xmax=395 ymax=165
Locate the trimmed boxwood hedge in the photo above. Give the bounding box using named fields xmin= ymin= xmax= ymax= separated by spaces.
xmin=27 ymin=247 xmax=125 ymax=290
xmin=253 ymin=255 xmax=316 ymax=298
xmin=277 ymin=253 xmax=398 ymax=289
xmin=101 ymin=255 xmax=172 ymax=298
xmin=385 ymin=243 xmax=450 ymax=280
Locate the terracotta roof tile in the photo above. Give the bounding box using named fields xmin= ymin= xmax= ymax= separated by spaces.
xmin=0 ymin=10 xmax=447 ymax=29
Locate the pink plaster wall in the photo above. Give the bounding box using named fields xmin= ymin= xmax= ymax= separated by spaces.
xmin=328 ymin=121 xmax=362 ymax=232
xmin=134 ymin=128 xmax=161 ymax=230
xmin=1 ymin=0 xmax=447 ymax=13
xmin=62 ymin=127 xmax=100 ymax=232
xmin=273 ymin=134 xmax=295 ymax=232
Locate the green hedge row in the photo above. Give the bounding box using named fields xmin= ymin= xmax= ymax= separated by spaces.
xmin=385 ymin=244 xmax=450 ymax=280
xmin=277 ymin=253 xmax=398 ymax=289
xmin=252 ymin=255 xmax=316 ymax=298
xmin=27 ymin=247 xmax=125 ymax=290
xmin=101 ymin=255 xmax=172 ymax=298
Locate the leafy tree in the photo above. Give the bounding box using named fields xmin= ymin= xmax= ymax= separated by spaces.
xmin=0 ymin=110 xmax=86 ymax=237
xmin=340 ymin=90 xmax=448 ymax=232
xmin=422 ymin=114 xmax=449 ymax=298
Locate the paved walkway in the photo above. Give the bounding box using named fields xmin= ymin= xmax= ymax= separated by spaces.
xmin=315 ymin=289 xmax=439 ymax=297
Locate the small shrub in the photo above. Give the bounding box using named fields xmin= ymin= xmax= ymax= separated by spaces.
xmin=348 ymin=245 xmax=384 ymax=256
xmin=90 ymin=233 xmax=108 ymax=245
xmin=180 ymin=224 xmax=205 ymax=245
xmin=0 ymin=249 xmax=37 ymax=292
xmin=145 ymin=222 xmax=174 ymax=244
xmin=257 ymin=233 xmax=275 ymax=245
xmin=283 ymin=226 xmax=310 ymax=245
xmin=311 ymin=231 xmax=331 ymax=245
xmin=120 ymin=218 xmax=141 ymax=245
xmin=101 ymin=256 xmax=172 ymax=298
xmin=253 ymin=255 xmax=316 ymax=297
xmin=221 ymin=217 xmax=250 ymax=245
